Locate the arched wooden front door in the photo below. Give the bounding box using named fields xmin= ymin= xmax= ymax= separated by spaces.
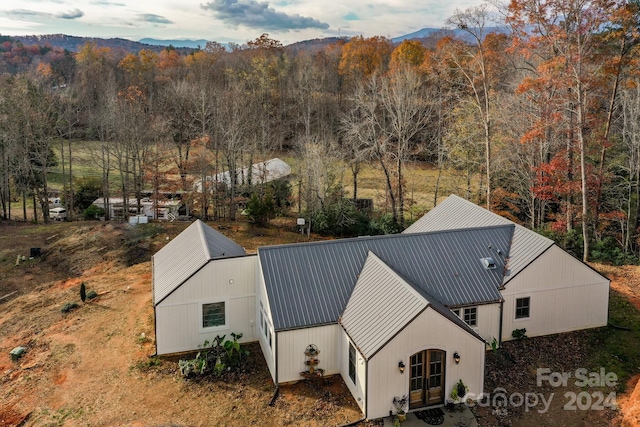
xmin=409 ymin=349 xmax=445 ymax=409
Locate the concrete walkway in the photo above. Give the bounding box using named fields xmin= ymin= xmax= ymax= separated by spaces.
xmin=382 ymin=405 xmax=478 ymax=427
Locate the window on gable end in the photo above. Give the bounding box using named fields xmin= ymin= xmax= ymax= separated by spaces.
xmin=516 ymin=297 xmax=530 ymax=319
xmin=202 ymin=301 xmax=226 ymax=329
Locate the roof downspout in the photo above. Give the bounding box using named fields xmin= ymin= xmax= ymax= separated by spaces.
xmin=498 ymin=300 xmax=504 ymax=347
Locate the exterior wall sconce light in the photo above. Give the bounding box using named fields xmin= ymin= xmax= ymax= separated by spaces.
xmin=453 ymin=352 xmax=461 ymax=364
xmin=398 ymin=361 xmax=405 ymax=373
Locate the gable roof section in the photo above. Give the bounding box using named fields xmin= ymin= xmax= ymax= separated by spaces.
xmin=153 ymin=220 xmax=245 ymax=305
xmin=404 ymin=194 xmax=553 ymax=283
xmin=340 ymin=252 xmax=427 ymax=359
xmin=340 ymin=252 xmax=484 ymax=359
xmin=258 ymin=225 xmax=514 ymax=331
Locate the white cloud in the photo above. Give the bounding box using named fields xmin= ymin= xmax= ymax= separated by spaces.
xmin=0 ymin=0 xmax=487 ymax=44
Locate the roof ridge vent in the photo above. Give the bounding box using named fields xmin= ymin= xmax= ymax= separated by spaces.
xmin=481 ymin=257 xmax=496 ymax=269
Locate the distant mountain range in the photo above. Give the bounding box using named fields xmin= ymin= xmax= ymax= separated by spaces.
xmin=11 ymin=34 xmax=194 ymax=53
xmin=138 ymin=38 xmax=211 ymax=49
xmin=9 ymin=27 xmax=507 ymax=53
xmin=392 ymin=26 xmax=506 ymax=43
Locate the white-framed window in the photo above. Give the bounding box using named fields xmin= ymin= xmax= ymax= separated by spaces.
xmin=451 ymin=307 xmax=477 ymax=327
xmin=259 ymin=300 xmax=272 ymax=348
xmin=451 ymin=307 xmax=478 ymax=327
xmin=515 ymin=297 xmax=530 ymax=319
xmin=348 ymin=342 xmax=356 ymax=384
xmin=200 ymin=300 xmax=227 ymax=331
xmin=464 ymin=307 xmax=477 ymax=327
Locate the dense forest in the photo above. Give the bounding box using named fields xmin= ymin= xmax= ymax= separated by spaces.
xmin=0 ymin=0 xmax=639 ymax=264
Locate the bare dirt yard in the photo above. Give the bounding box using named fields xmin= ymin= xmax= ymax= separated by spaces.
xmin=0 ymin=220 xmax=362 ymax=427
xmin=1 ymin=219 xmax=639 ymax=427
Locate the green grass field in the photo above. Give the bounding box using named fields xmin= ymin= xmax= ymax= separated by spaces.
xmin=48 ymin=140 xmax=111 ymax=190
xmin=42 ymin=141 xmax=485 ymax=221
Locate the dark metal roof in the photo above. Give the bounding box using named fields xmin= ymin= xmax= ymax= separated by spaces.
xmin=405 ymin=195 xmax=553 ymax=283
xmin=340 ymin=251 xmax=485 ymax=359
xmin=259 ymin=225 xmax=514 ymax=331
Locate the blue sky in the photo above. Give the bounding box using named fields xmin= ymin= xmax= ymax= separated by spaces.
xmin=0 ymin=0 xmax=484 ymax=45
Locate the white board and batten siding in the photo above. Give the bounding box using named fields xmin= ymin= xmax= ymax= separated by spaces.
xmin=155 ymin=256 xmax=257 ymax=355
xmin=501 ymin=245 xmax=610 ymax=340
xmin=255 ymin=257 xmax=277 ymax=383
xmin=465 ymin=303 xmax=501 ymax=345
xmin=276 ymin=324 xmax=342 ymax=383
xmin=367 ymin=307 xmax=486 ymax=420
xmin=340 ymin=332 xmax=367 ymax=413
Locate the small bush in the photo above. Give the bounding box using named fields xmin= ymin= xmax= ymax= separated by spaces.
xmin=61 ymin=302 xmax=79 ymax=313
xmin=309 ymin=200 xmax=371 ymax=237
xmin=178 ymin=333 xmax=250 ymax=379
xmin=590 ymin=237 xmax=639 ymax=266
xmin=490 ymin=337 xmax=499 ymax=354
xmin=133 ymin=356 xmax=162 ymax=371
xmin=512 ymin=328 xmax=528 ymax=340
xmin=86 ymin=290 xmax=98 ymax=300
xmin=83 ymin=204 xmax=106 ymax=220
xmin=245 ymin=192 xmax=276 ymax=226
xmin=178 ymin=352 xmax=207 ymax=377
xmin=369 ymin=213 xmax=402 ymax=235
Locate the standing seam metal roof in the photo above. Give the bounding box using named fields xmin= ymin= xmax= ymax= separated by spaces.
xmin=404 ymin=194 xmax=553 ymax=283
xmin=258 ymin=225 xmax=514 ymax=331
xmin=340 ymin=251 xmax=486 ymax=359
xmin=153 ymin=220 xmax=246 ymax=305
xmin=340 ymin=251 xmax=428 ymax=359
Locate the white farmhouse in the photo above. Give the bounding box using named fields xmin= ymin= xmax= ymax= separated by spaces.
xmin=152 ymin=195 xmax=609 ymax=420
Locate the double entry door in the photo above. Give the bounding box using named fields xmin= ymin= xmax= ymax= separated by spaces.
xmin=409 ymin=349 xmax=445 ymax=409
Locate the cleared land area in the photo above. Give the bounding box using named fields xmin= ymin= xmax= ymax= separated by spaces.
xmin=0 ymin=220 xmax=639 ymax=426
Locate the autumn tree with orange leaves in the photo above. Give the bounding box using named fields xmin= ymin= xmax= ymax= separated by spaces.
xmin=339 ymin=36 xmax=392 ymax=83
xmin=507 ymin=0 xmax=631 ymax=261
